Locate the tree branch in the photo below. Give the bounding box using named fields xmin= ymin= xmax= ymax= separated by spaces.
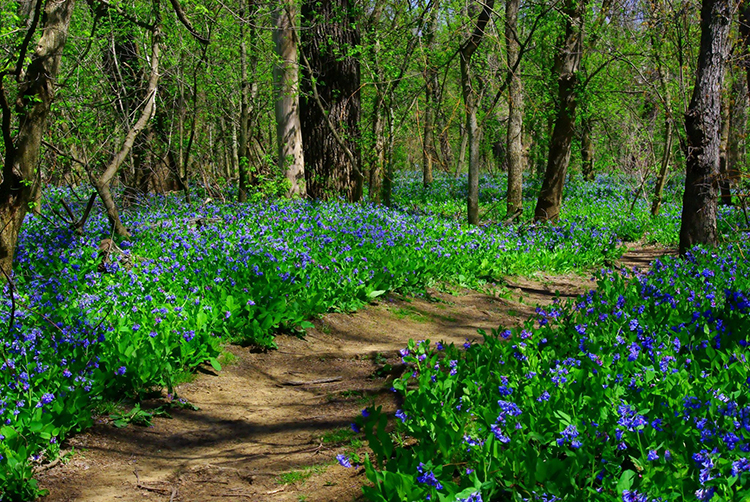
xmin=12 ymin=0 xmax=44 ymax=80
xmin=168 ymin=0 xmax=210 ymax=45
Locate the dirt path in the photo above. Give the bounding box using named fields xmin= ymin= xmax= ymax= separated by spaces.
xmin=36 ymin=246 xmax=668 ymax=502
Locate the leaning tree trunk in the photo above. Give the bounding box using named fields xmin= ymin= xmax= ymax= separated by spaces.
xmin=460 ymin=0 xmax=494 ymax=226
xmin=273 ymin=1 xmax=305 ymax=197
xmin=679 ymin=0 xmax=732 ymax=255
xmin=300 ymin=0 xmax=362 ymax=201
xmin=90 ymin=22 xmax=161 ymax=238
xmin=0 ymin=0 xmax=76 ymax=275
xmin=506 ymin=0 xmax=524 ymax=218
xmin=534 ymin=0 xmax=585 ymax=223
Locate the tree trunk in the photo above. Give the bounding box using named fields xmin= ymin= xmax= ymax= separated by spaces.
xmin=460 ymin=0 xmax=494 ymax=226
xmin=506 ymin=0 xmax=524 ymax=217
xmin=300 ymin=0 xmax=362 ymax=201
xmin=534 ymin=0 xmax=585 ymax=223
xmin=370 ymin=93 xmax=386 ymax=203
xmin=238 ymin=0 xmax=250 ymax=202
xmin=650 ymin=29 xmax=674 ymax=217
xmin=0 ymin=0 xmax=76 ymax=275
xmin=273 ymin=1 xmax=305 ymax=197
xmin=651 ymin=113 xmax=674 ymax=215
xmin=456 ymin=122 xmax=468 ymax=178
xmin=91 ymin=22 xmax=161 ymax=238
xmin=727 ymin=71 xmax=746 ymax=193
xmin=718 ymin=82 xmax=732 ymax=205
xmin=382 ymin=104 xmax=396 ymax=206
xmin=679 ymin=0 xmax=732 ymax=255
xmin=581 ymin=118 xmax=594 ymax=181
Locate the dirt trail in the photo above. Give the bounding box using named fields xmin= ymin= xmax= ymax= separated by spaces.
xmin=36 ymin=246 xmax=668 ymax=502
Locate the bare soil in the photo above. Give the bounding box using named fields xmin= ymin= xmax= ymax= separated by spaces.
xmin=35 ymin=246 xmax=669 ymax=502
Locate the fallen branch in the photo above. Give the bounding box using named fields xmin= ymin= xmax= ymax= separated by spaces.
xmin=280 ymin=376 xmax=343 ymax=387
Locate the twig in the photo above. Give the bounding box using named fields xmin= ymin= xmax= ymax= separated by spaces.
xmin=280 ymin=376 xmax=343 ymax=387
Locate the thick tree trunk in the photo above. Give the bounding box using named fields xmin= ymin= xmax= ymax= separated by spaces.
xmin=679 ymin=0 xmax=732 ymax=255
xmin=300 ymin=0 xmax=362 ymax=201
xmin=460 ymin=0 xmax=494 ymax=226
xmin=0 ymin=0 xmax=76 ymax=275
xmin=273 ymin=2 xmax=305 ymax=197
xmin=534 ymin=0 xmax=584 ymax=223
xmin=506 ymin=0 xmax=524 ymax=217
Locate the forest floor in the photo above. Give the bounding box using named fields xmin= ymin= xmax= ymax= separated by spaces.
xmin=35 ymin=244 xmax=672 ymax=502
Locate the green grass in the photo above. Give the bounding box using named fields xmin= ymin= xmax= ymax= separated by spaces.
xmin=276 ymin=465 xmax=327 ymax=485
xmin=390 ymin=306 xmax=428 ymax=323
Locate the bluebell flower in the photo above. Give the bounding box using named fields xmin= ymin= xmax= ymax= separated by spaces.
xmin=336 ymin=454 xmax=352 ymax=468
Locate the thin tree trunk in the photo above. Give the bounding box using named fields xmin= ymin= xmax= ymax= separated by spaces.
xmin=238 ymin=0 xmax=250 ymax=202
xmin=382 ymin=103 xmax=396 ymax=206
xmin=533 ymin=0 xmax=585 ymax=223
xmin=273 ymin=1 xmax=305 ymax=197
xmin=727 ymin=71 xmax=746 ymax=194
xmin=460 ymin=0 xmax=494 ymax=226
xmin=650 ymin=27 xmax=674 ymax=216
xmin=718 ymin=82 xmax=732 ymax=205
xmin=580 ymin=119 xmax=594 ymax=181
xmin=370 ymin=94 xmax=386 ymax=203
xmin=506 ymin=0 xmax=524 ymax=217
xmin=456 ymin=122 xmax=468 ymax=178
xmin=651 ymin=114 xmax=674 ymax=215
xmin=679 ymin=0 xmax=732 ymax=254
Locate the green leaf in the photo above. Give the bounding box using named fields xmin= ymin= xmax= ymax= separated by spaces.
xmin=209 ymin=357 xmax=222 ymax=372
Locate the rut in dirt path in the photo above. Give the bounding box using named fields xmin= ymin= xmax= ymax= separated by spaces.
xmin=35 ymin=245 xmax=670 ymax=502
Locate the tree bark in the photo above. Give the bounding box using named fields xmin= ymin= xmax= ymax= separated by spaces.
xmin=580 ymin=119 xmax=594 ymax=181
xmin=460 ymin=0 xmax=494 ymax=226
xmin=0 ymin=0 xmax=76 ymax=275
xmin=679 ymin=0 xmax=732 ymax=255
xmin=300 ymin=0 xmax=362 ymax=201
xmin=506 ymin=0 xmax=524 ymax=217
xmin=533 ymin=0 xmax=585 ymax=223
xmin=273 ymin=1 xmax=305 ymax=197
